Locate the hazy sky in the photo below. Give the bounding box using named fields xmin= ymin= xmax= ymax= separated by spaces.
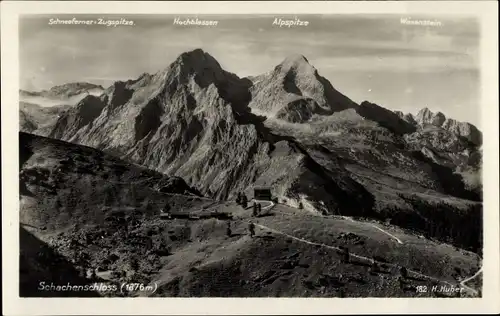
xmin=20 ymin=14 xmax=480 ymax=126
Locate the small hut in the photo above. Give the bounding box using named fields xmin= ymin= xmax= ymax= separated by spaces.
xmin=253 ymin=186 xmax=272 ymax=201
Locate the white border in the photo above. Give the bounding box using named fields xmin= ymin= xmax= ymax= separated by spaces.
xmin=2 ymin=1 xmax=499 ymax=315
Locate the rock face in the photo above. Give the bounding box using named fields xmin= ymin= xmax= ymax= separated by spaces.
xmin=410 ymin=107 xmax=482 ymax=146
xmin=50 ymin=95 xmax=107 ymax=140
xmin=248 ymin=54 xmax=357 ymax=122
xmin=392 ymin=107 xmax=482 ymax=196
xmin=441 ymin=118 xmax=482 ymax=146
xmin=22 ymin=49 xmax=482 ymax=236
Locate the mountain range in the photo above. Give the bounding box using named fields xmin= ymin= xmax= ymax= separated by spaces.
xmin=19 ymin=49 xmax=483 ymax=296
xmin=19 ymin=49 xmax=483 ymax=294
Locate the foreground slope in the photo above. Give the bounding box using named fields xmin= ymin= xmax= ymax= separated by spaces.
xmin=140 ymin=205 xmax=482 ymax=297
xmin=20 ymin=131 xmax=200 ymax=232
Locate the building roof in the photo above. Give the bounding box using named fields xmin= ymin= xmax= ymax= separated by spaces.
xmin=253 ymin=186 xmax=272 ymax=190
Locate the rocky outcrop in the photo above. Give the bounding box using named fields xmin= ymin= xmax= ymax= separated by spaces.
xmin=442 ymin=118 xmax=482 ymax=146
xmin=102 ymin=81 xmax=135 ymax=112
xmin=404 ymin=107 xmax=483 ymax=146
xmin=275 ymin=98 xmax=320 ymax=123
xmin=394 ymin=111 xmax=418 ymax=125
xmin=20 ymin=226 xmax=100 ymax=297
xmin=397 ymin=107 xmax=482 ymax=198
xmin=49 ymin=95 xmax=106 ymax=141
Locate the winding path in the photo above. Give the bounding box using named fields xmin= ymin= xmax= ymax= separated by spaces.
xmin=341 ymin=216 xmax=403 ymax=244
xmin=253 ymin=222 xmax=481 ymax=297
xmin=338 ymin=215 xmax=481 ymax=295
xmin=459 ymin=267 xmax=482 ymax=295
xmin=253 ymin=200 xmax=275 ymax=210
xmin=367 ymin=223 xmax=404 ymax=244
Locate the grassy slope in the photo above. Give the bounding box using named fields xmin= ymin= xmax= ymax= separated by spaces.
xmin=32 ymin=200 xmax=481 ymax=298
xmin=142 ymin=204 xmax=481 ymax=297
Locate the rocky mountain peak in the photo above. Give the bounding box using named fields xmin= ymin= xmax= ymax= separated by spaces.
xmin=173 ymin=49 xmax=223 ymax=75
xmin=401 ymin=107 xmax=482 ymax=146
xmin=273 ymin=55 xmax=320 ymax=83
xmin=278 ymin=54 xmax=313 ymax=72
xmin=418 ymin=107 xmax=431 ymax=114
xmin=432 ymin=111 xmax=446 ymax=126
xmin=416 ymin=107 xmax=434 ymax=124
xmin=249 ymin=54 xmax=356 ymax=120
xmin=73 ymin=95 xmax=106 ymax=124
xmin=104 ymin=81 xmax=134 ymax=111
xmin=416 ymin=107 xmax=448 ymax=127
xmin=22 ymin=49 xmax=484 ymax=257
xmin=48 ymin=82 xmax=104 ymax=99
xmin=159 ymin=48 xmax=229 ymax=93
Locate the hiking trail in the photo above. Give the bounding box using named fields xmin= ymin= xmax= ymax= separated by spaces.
xmin=253 ymin=222 xmax=481 ymax=297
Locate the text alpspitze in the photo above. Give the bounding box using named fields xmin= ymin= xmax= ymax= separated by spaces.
xmin=273 ymin=18 xmax=309 ymax=28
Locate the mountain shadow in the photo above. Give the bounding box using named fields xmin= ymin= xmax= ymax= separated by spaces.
xmin=392 ymin=195 xmax=482 ymax=253
xmin=410 ymin=150 xmax=481 ymax=202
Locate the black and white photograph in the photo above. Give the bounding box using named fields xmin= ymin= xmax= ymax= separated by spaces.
xmin=2 ymin=1 xmax=499 ymax=315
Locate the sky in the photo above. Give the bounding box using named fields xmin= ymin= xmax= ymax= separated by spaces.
xmin=19 ymin=14 xmax=481 ymax=126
